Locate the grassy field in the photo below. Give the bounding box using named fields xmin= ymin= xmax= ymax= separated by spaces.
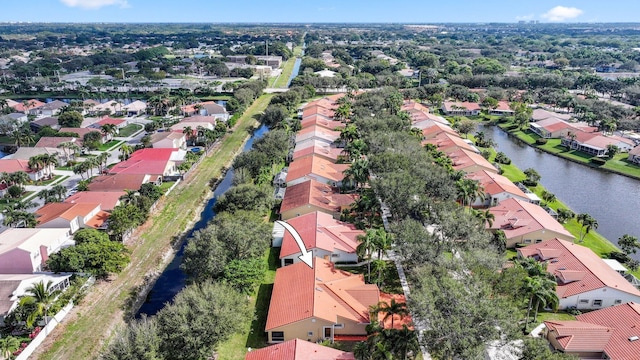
xmin=270 ymin=48 xmax=302 ymax=88
xmin=118 ymin=123 xmax=143 ymax=137
xmin=34 ymin=94 xmax=273 ymax=360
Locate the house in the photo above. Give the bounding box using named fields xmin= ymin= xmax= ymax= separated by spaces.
xmin=295 ymin=127 xmax=341 ymax=148
xmin=109 ymin=148 xmax=185 ymax=179
xmin=93 ymin=101 xmax=125 ymax=116
xmin=279 ymin=180 xmax=357 ymax=220
xmin=277 ymin=211 xmax=363 ymax=266
xmin=35 ymin=202 xmax=109 ymax=233
xmin=529 ymin=118 xmax=578 ymax=139
xmin=300 ymin=115 xmax=345 ymax=131
xmin=181 ymin=101 xmax=229 ymax=120
xmin=35 ymin=136 xmax=81 ymax=149
xmin=519 ymin=239 xmax=640 ymax=310
xmin=170 ymin=118 xmax=215 ymax=132
xmin=64 ymin=191 xmax=125 ymax=212
xmin=292 ymin=140 xmax=343 ymax=163
xmin=58 ymin=127 xmax=108 ymax=144
xmin=88 ymin=173 xmax=153 ymax=192
xmin=0 ymin=159 xmax=46 ymax=181
xmin=286 ymin=155 xmax=350 ymax=187
xmin=245 ymin=339 xmax=355 ymax=360
xmin=441 ymin=101 xmax=481 ymax=116
xmin=265 ymin=258 xmax=379 ymax=343
xmin=417 ymin=121 xmax=458 ymax=140
xmin=402 ymin=100 xmax=430 ymax=114
xmin=30 ymin=100 xmax=68 ymax=117
xmin=302 ymin=105 xmax=335 ymax=120
xmin=303 ymin=94 xmax=345 ymax=112
xmin=628 ymin=146 xmax=640 ymax=165
xmin=94 ymin=117 xmax=127 ymax=130
xmin=315 ymin=69 xmax=337 ymax=78
xmin=561 ymin=130 xmax=635 ymax=157
xmin=10 ymin=99 xmax=45 ymax=114
xmin=0 ymin=228 xmax=72 ymax=274
xmin=446 ymin=148 xmax=498 ymax=174
xmin=543 ymin=302 xmax=640 ymax=359
xmin=422 ymin=132 xmax=479 ymax=154
xmin=531 ymin=109 xmax=572 ymax=123
xmin=150 ymin=131 xmax=187 ymax=149
xmin=30 ymin=116 xmax=60 ymax=132
xmin=124 ymin=100 xmax=147 ymax=117
xmin=5 ymin=147 xmax=65 ymax=165
xmin=0 ymin=273 xmax=72 ymax=325
xmin=82 ymin=99 xmax=100 ymax=115
xmin=488 ymin=101 xmax=515 ymax=116
xmin=465 ymin=170 xmax=530 ymax=207
xmin=0 ymin=113 xmax=29 ymax=128
xmin=487 ymin=198 xmax=574 ymax=248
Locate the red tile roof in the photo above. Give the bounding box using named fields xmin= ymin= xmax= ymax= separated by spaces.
xmin=87 ymin=174 xmax=148 ymax=192
xmin=302 ymin=105 xmax=335 ymax=119
xmin=401 ymin=100 xmax=430 ymax=113
xmin=575 ymin=302 xmax=640 ymax=359
xmin=245 ymin=339 xmax=355 ymax=360
xmin=378 ymin=292 xmax=413 ymax=330
xmin=286 ymin=155 xmax=350 ymax=184
xmin=64 ymin=191 xmax=125 ymax=212
xmin=84 ymin=210 xmax=110 ymax=228
xmin=545 ymin=320 xmax=614 ymax=353
xmin=422 ymin=132 xmax=477 ymax=152
xmin=265 ymin=258 xmax=379 ymax=330
xmin=109 ymin=148 xmax=177 ymax=176
xmin=0 ymin=159 xmax=33 ymax=174
xmin=488 ymin=199 xmax=573 ymax=241
xmin=280 ymin=212 xmax=363 ymax=258
xmin=35 ymin=202 xmax=100 ymax=226
xmin=518 ymin=239 xmax=640 ymax=299
xmin=419 ymin=122 xmax=458 ymax=139
xmin=58 ymin=127 xmax=102 ymax=138
xmin=96 ymin=117 xmax=126 ymax=126
xmin=280 ymin=180 xmax=358 ymax=215
xmin=11 ymin=99 xmax=45 ymax=112
xmin=300 ymin=115 xmax=345 ymax=131
xmin=35 ymin=137 xmax=79 ymax=148
xmin=292 ymin=141 xmax=343 ymax=163
xmin=446 ymin=148 xmax=497 ymax=173
xmin=466 ymin=170 xmax=528 ymax=199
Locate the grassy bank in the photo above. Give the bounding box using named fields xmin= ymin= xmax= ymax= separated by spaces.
xmin=35 ymin=94 xmax=273 ymax=360
xmin=270 ymin=47 xmax=302 ymax=89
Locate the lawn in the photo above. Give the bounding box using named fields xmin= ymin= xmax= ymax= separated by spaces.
xmin=118 ymin=123 xmax=143 ymax=137
xmin=34 ymin=175 xmax=63 ymax=186
xmin=35 ymin=94 xmax=274 ymax=360
xmin=158 ymin=180 xmax=175 ymax=194
xmin=270 ymin=56 xmax=298 ymax=89
xmin=97 ymin=140 xmax=123 ymax=151
xmin=0 ymin=135 xmax=14 ymax=145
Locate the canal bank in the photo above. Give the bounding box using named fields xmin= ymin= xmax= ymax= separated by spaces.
xmin=480 ymin=124 xmax=640 ymax=261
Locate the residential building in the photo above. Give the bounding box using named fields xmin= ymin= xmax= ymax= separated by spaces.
xmin=628 ymin=146 xmax=640 ymax=165
xmin=277 ymin=211 xmax=363 ymax=266
xmin=30 ymin=116 xmax=60 ymax=132
xmin=302 ymin=105 xmax=335 ymax=120
xmin=10 ymin=99 xmax=45 ymax=114
xmin=531 ymin=108 xmax=572 ymax=123
xmin=529 ymin=118 xmax=579 ymax=139
xmin=417 ymin=121 xmax=458 ymax=140
xmin=64 ymin=191 xmax=125 ymax=212
xmin=286 ymin=155 xmax=350 ymax=187
xmin=35 ymin=136 xmax=81 ymax=149
xmin=0 ymin=159 xmax=45 ymax=181
xmin=519 ymin=238 xmax=640 ymax=310
xmin=265 ymin=258 xmax=379 ymax=343
xmin=35 ymin=202 xmax=109 ymax=233
xmin=441 ymin=101 xmax=481 ymax=116
xmin=181 ymin=101 xmax=229 ymax=120
xmin=58 ymin=127 xmax=108 ymax=144
xmin=295 ymin=127 xmax=341 ymax=147
xmin=124 ymin=100 xmax=147 ymax=116
xmin=561 ymin=130 xmax=635 ymax=157
xmin=0 ymin=228 xmax=72 ymax=274
xmin=465 ymin=170 xmax=530 ymax=207
xmin=5 ymin=147 xmax=64 ymax=165
xmin=292 ymin=140 xmax=343 ymax=163
xmin=30 ymin=100 xmax=68 ymax=117
xmin=279 ymin=179 xmax=357 ymax=220
xmin=300 ymin=115 xmax=345 ymax=131
xmin=422 ymin=132 xmax=479 ymax=154
xmin=245 ymin=339 xmax=355 ymax=360
xmin=447 ymin=148 xmax=498 ymax=174
xmin=88 ymin=173 xmax=152 ymax=192
xmin=487 ymin=198 xmax=574 ymax=248
xmin=488 ymin=101 xmax=515 ymax=116
xmin=150 ymin=131 xmax=187 ymax=149
xmin=544 ymin=302 xmax=640 ymax=359
xmin=0 ymin=273 xmax=72 ymax=325
xmin=108 ymin=148 xmax=185 ymax=179
xmin=94 ymin=117 xmax=127 ymax=130
xmin=0 ymin=113 xmax=28 ymax=127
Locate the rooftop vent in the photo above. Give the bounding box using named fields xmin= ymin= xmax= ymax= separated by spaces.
xmin=629 ymin=336 xmax=639 ymax=342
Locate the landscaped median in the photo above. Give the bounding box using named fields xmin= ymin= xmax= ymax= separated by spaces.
xmin=34 ymin=95 xmax=273 ymax=360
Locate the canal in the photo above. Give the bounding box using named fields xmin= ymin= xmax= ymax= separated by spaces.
xmin=481 ymin=124 xmax=640 ymax=260
xmin=136 ymin=123 xmax=270 ymax=317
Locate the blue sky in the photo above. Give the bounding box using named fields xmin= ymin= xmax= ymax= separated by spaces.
xmin=2 ymin=0 xmax=640 ymax=23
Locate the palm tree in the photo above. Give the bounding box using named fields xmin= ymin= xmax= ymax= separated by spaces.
xmin=372 ymin=229 xmax=393 ymax=260
xmin=51 ymin=184 xmax=68 ymax=201
xmin=119 ymin=189 xmax=139 ymax=205
xmin=388 ymin=325 xmax=419 ymax=360
xmin=0 ymin=336 xmax=20 ymax=359
xmin=343 ymin=158 xmax=370 ymax=191
xmin=96 ymin=152 xmax=109 ymax=173
xmin=577 ymin=213 xmax=598 ymax=243
xmin=9 ymin=171 xmax=30 ymax=186
xmin=371 ymin=259 xmax=387 ymax=287
xmin=119 ymin=144 xmax=133 ymax=160
xmin=41 ymin=153 xmax=58 ymax=178
xmin=473 ymin=208 xmax=495 ymax=227
xmin=183 ymin=126 xmax=195 ymax=146
xmin=523 ymin=276 xmax=558 ymax=330
xmin=409 ymin=127 xmax=423 ymax=140
xmin=357 ymin=229 xmax=378 ymax=282
xmin=100 ymin=123 xmax=118 ymax=141
xmin=19 ymin=280 xmax=61 ymax=327
xmin=371 ymin=342 xmax=392 ymax=360
xmin=339 ymin=124 xmax=359 ymax=147
xmin=28 ymin=155 xmax=45 ymax=177
xmin=334 ymin=103 xmax=351 ymax=121
xmin=456 ymin=178 xmax=484 ymax=210
xmin=374 ymin=299 xmax=409 ymax=330
xmin=353 ymin=341 xmax=371 ymax=360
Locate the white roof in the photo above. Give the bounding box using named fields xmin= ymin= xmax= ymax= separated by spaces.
xmin=603 ymin=259 xmax=629 ymax=272
xmin=0 ymin=228 xmax=70 ymax=254
xmin=124 ymin=100 xmax=147 ymax=112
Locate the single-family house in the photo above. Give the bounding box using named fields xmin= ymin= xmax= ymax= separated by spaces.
xmin=447 ymin=148 xmax=498 ymax=174
xmin=441 ymin=101 xmax=481 ymax=116
xmin=245 ymin=339 xmax=355 ymax=360
xmin=0 ymin=273 xmax=72 ymax=325
xmin=561 ymin=130 xmax=635 ymax=157
xmin=279 ymin=179 xmax=357 ymax=220
xmin=0 ymin=228 xmax=72 ymax=274
xmin=277 ymin=211 xmax=363 ymax=266
xmin=286 ymin=155 xmax=350 ymax=187
xmin=0 ymin=113 xmax=29 ymax=128
xmin=150 ymin=131 xmax=187 ymax=149
xmin=465 ymin=170 xmax=530 ymax=207
xmin=30 ymin=100 xmax=68 ymax=117
xmin=519 ymin=239 xmax=640 ymax=310
xmin=181 ymin=101 xmax=229 ymax=120
xmin=543 ymin=302 xmax=640 ymax=359
xmin=265 ymin=258 xmax=379 ymax=343
xmin=58 ymin=127 xmax=108 ymax=144
xmin=93 ymin=101 xmax=125 ymax=116
xmin=488 ymin=101 xmax=515 ymax=116
xmin=529 ymin=118 xmax=577 ymax=139
xmin=35 ymin=136 xmax=81 ymax=149
xmin=531 ymin=108 xmax=572 ymax=123
xmin=292 ymin=140 xmax=343 ymax=163
xmin=628 ymin=146 xmax=640 ymax=165
xmin=64 ymin=191 xmax=125 ymax=212
xmin=30 ymin=116 xmax=60 ymax=132
xmin=402 ymin=100 xmax=430 ymax=114
xmin=124 ymin=100 xmax=147 ymax=117
xmin=10 ymin=99 xmax=45 ymax=114
xmin=487 ymin=198 xmax=574 ymax=248
xmin=35 ymin=202 xmax=109 ymax=233
xmin=88 ymin=173 xmax=153 ymax=192
xmin=5 ymin=147 xmax=65 ymax=165
xmin=82 ymin=99 xmax=100 ymax=115
xmin=422 ymin=132 xmax=479 ymax=154
xmin=109 ymin=148 xmax=185 ymax=179
xmin=94 ymin=117 xmax=127 ymax=130
xmin=300 ymin=115 xmax=345 ymax=131
xmin=0 ymin=159 xmax=46 ymax=181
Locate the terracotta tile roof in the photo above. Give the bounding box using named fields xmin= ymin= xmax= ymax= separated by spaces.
xmin=180 ymin=115 xmax=218 ymax=125
xmin=280 ymin=180 xmax=357 ymax=217
xmin=0 ymin=159 xmax=33 ymax=174
xmin=466 ymin=170 xmax=528 ymax=199
xmin=300 ymin=115 xmax=345 ymax=130
xmin=418 ymin=122 xmax=458 ymax=138
xmin=401 ymin=100 xmax=430 ymax=113
xmin=422 ymin=132 xmax=477 ymax=152
xmin=11 ymin=99 xmax=45 ymax=112
xmin=305 ymin=95 xmax=345 ymax=111
xmin=584 ymin=135 xmax=635 ymax=150
xmin=84 ymin=210 xmax=110 ymax=228
xmin=35 ymin=136 xmax=79 ymax=148
xmin=575 ymin=302 xmax=640 ymax=359
xmin=629 ymin=146 xmax=640 ymax=156
xmin=544 ymin=320 xmax=613 ymax=353
xmin=518 ymin=239 xmax=640 ymax=299
xmin=109 ymin=148 xmax=178 ymax=176
xmin=87 ymin=174 xmax=148 ymax=192
xmin=488 ymin=199 xmax=573 ymax=241
xmin=446 ymin=148 xmax=497 ymax=173
xmin=286 ymin=155 xmax=350 ymax=184
xmin=64 ymin=191 xmax=125 ymax=212
xmin=181 ymin=101 xmax=226 ymax=115
xmin=293 ymin=141 xmax=343 ymax=163
xmin=295 ymin=128 xmax=341 ymax=145
xmin=280 ymin=211 xmax=363 ymax=258
xmin=302 ymin=105 xmax=335 ymax=119
xmin=35 ymin=202 xmax=100 ymax=226
xmin=245 ymin=339 xmax=355 ymax=360
xmin=150 ymin=131 xmax=185 ymax=143
xmin=533 ymin=118 xmax=575 ymax=133
xmin=39 ymin=100 xmax=68 ymax=111
xmin=265 ymin=258 xmax=379 ymax=330
xmin=96 ymin=117 xmax=126 ymax=126
xmin=494 ymin=101 xmax=513 ymax=111
xmin=297 ymin=125 xmax=341 ymax=138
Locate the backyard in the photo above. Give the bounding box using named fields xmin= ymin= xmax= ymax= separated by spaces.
xmin=117 ymin=123 xmax=143 ymax=137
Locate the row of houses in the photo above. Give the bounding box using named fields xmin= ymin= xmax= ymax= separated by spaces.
xmin=4 ymin=99 xmax=148 ymax=118
xmin=441 ymin=100 xmax=514 ymax=117
xmin=415 ymin=101 xmax=640 ymax=358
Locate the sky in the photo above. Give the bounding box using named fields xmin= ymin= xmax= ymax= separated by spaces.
xmin=2 ymin=0 xmax=640 ymax=23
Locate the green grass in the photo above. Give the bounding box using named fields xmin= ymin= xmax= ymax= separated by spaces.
xmin=270 ymin=56 xmax=298 ymax=89
xmin=97 ymin=140 xmax=123 ymax=151
xmin=602 ymin=154 xmax=640 ymax=178
xmin=158 ymin=181 xmax=175 ymax=193
xmin=0 ymin=135 xmax=14 ymax=145
xmin=37 ymin=94 xmax=274 ymax=360
xmin=292 ymin=45 xmax=303 ymax=57
xmin=535 ymin=311 xmax=576 ymax=323
xmin=118 ymin=123 xmax=143 ymax=137
xmin=34 ymin=175 xmax=63 ymax=186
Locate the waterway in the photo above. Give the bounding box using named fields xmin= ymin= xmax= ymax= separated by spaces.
xmin=481 ymin=124 xmax=640 ymax=260
xmin=136 ymin=123 xmax=269 ymax=317
xmin=286 ymin=58 xmax=302 ymax=88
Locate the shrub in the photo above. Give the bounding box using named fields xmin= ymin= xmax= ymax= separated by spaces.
xmin=7 ymin=185 xmax=24 ymax=198
xmin=535 ymin=138 xmax=547 ymax=145
xmin=591 ymin=157 xmax=607 ymax=166
xmin=495 ymin=152 xmax=511 ymax=165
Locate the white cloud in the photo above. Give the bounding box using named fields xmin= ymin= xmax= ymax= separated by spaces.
xmin=60 ymin=0 xmax=130 ymax=9
xmin=541 ymin=6 xmax=583 ymax=22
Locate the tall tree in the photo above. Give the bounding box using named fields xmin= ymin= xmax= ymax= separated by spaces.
xmin=18 ymin=280 xmax=61 ymax=327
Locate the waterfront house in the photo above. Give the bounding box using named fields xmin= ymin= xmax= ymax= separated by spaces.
xmin=30 ymin=100 xmax=68 ymax=117
xmin=530 ymin=108 xmax=572 ymax=123
xmin=441 ymin=101 xmax=481 ymax=116
xmin=628 ymin=146 xmax=640 ymax=165
xmin=64 ymin=191 xmax=125 ymax=212
xmin=245 ymin=339 xmax=355 ymax=360
xmin=265 ymin=258 xmax=379 ymax=344
xmin=181 ymin=101 xmax=229 ymax=120
xmin=487 ymin=198 xmax=574 ymax=248
xmin=422 ymin=132 xmax=479 ymax=154
xmin=543 ymin=302 xmax=640 ymax=359
xmin=561 ymin=130 xmax=635 ymax=157
xmin=0 ymin=228 xmax=72 ymax=274
xmin=417 ymin=121 xmax=459 ymax=140
xmin=465 ymin=170 xmax=530 ymax=207
xmin=488 ymin=101 xmax=515 ymax=116
xmin=10 ymin=99 xmax=45 ymax=114
xmin=0 ymin=113 xmax=28 ymax=128
xmin=529 ymin=118 xmax=578 ymax=139
xmin=35 ymin=202 xmax=109 ymax=233
xmin=277 ymin=211 xmax=362 ymax=266
xmin=279 ymin=179 xmax=357 ymax=220
xmin=30 ymin=116 xmax=60 ymax=132
xmin=446 ymin=148 xmax=498 ymax=174
xmin=519 ymin=238 xmax=640 ymax=310
xmin=286 ymin=155 xmax=350 ymax=187
xmin=108 ymin=148 xmax=185 ymax=180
